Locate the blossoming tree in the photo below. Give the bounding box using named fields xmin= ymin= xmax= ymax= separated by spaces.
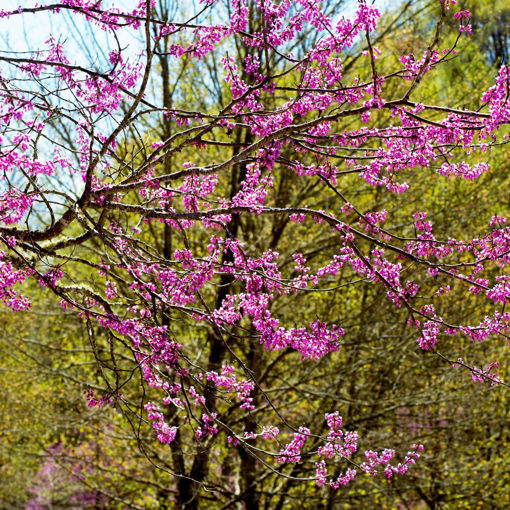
xmin=0 ymin=0 xmax=508 ymax=507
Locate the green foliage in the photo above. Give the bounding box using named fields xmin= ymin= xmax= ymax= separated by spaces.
xmin=1 ymin=1 xmax=510 ymax=508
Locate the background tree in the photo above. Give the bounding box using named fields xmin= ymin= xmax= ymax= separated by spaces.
xmin=0 ymin=0 xmax=509 ymax=509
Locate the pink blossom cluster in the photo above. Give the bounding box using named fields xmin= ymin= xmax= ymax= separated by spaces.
xmin=313 ymin=413 xmax=422 ymax=488
xmin=361 ymin=444 xmax=423 ymax=478
xmin=199 ymin=365 xmax=255 ymax=411
xmin=145 ymin=402 xmax=178 ymax=444
xmin=277 ymin=427 xmax=310 ymax=464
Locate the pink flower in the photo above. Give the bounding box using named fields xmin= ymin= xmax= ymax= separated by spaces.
xmin=454 ymin=10 xmax=471 ymax=19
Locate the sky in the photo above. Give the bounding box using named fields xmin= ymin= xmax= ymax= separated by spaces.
xmin=0 ymin=0 xmax=387 ymax=199
xmin=0 ymin=0 xmax=387 ymax=58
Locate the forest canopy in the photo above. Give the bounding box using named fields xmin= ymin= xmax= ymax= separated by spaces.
xmin=0 ymin=0 xmax=509 ymax=508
